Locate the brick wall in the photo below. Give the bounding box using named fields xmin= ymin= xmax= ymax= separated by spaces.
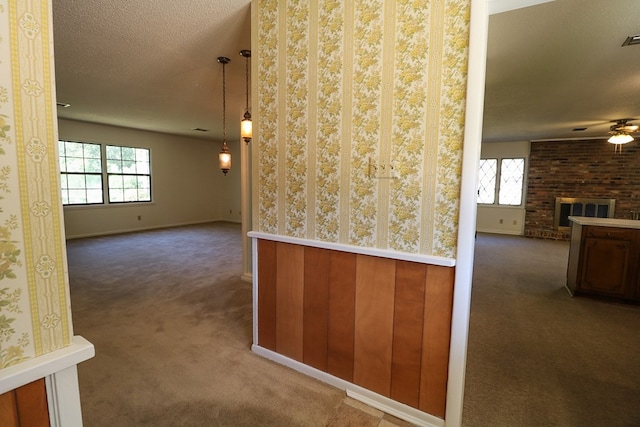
xmin=525 ymin=139 xmax=640 ymax=239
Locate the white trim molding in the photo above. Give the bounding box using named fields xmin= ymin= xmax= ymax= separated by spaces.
xmin=247 ymin=231 xmax=456 ymax=267
xmin=488 ymin=0 xmax=554 ymax=15
xmin=446 ymin=0 xmax=490 ymax=426
xmin=252 ymin=345 xmax=444 ymax=427
xmin=0 ymin=335 xmax=94 ymax=426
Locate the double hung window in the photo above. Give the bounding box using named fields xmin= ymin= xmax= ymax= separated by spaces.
xmin=59 ymin=140 xmax=151 ymax=206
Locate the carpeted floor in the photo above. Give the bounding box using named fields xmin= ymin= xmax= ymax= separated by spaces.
xmin=463 ymin=233 xmax=640 ymax=427
xmin=67 ymin=222 xmax=412 ymax=427
xmin=67 ymin=223 xmax=640 ymax=426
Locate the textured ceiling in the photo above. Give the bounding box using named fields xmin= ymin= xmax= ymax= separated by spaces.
xmin=52 ymin=0 xmax=251 ymax=141
xmin=52 ymin=0 xmax=640 ymax=144
xmin=484 ymin=0 xmax=640 ymax=142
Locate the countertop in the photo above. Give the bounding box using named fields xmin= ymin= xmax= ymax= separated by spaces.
xmin=569 ymin=216 xmax=640 ymax=229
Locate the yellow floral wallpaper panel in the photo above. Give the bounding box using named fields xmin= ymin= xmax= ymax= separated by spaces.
xmin=0 ymin=0 xmax=72 ymax=368
xmin=253 ymin=0 xmax=471 ymax=259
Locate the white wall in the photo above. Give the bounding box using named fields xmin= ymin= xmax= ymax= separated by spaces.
xmin=476 ymin=141 xmax=530 ymax=235
xmin=59 ymin=119 xmax=242 ymax=238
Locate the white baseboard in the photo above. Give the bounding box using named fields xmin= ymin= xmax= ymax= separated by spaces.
xmin=476 ymin=228 xmax=523 ymax=236
xmin=251 ymin=345 xmax=444 ymax=427
xmin=65 ymin=219 xmax=229 ymax=239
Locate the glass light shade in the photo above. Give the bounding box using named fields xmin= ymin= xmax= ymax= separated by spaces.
xmin=241 ymin=111 xmax=252 ymax=143
xmin=219 ymin=144 xmax=231 ymax=175
xmin=608 ymin=133 xmax=634 ymax=145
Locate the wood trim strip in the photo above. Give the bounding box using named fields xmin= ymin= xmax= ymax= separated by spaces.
xmin=353 ymin=255 xmax=396 ymax=397
xmin=391 ymin=261 xmax=427 ymax=407
xmin=419 ymin=265 xmax=455 ymax=417
xmin=327 ymin=251 xmax=357 ymax=382
xmin=0 ymin=389 xmax=19 ymax=427
xmin=303 ymin=246 xmax=330 ymax=371
xmin=275 ymin=243 xmax=305 ymax=361
xmin=15 ymin=379 xmax=50 ymax=427
xmin=257 ymin=239 xmax=277 ymax=350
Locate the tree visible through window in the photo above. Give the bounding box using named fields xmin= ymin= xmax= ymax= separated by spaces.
xmin=477 ymin=157 xmax=525 ymax=206
xmin=106 ymin=146 xmax=151 ymax=203
xmin=59 ymin=141 xmax=103 ymax=205
xmin=59 ymin=141 xmax=151 ymax=205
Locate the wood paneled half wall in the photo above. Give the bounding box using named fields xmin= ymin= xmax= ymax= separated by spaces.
xmin=256 ymin=239 xmax=455 ymax=419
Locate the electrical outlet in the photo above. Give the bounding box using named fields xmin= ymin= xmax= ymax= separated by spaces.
xmin=229 ymin=209 xmax=232 ymax=214
xmin=513 ymin=220 xmax=517 ymax=225
xmin=137 ymin=215 xmax=141 ymax=221
xmin=499 ymin=219 xmax=504 ymax=224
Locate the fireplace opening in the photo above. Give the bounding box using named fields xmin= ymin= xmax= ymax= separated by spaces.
xmin=554 ymin=197 xmax=615 ymax=230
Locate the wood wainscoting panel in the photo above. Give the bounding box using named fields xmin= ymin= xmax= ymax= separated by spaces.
xmin=353 ymin=255 xmax=396 ymax=397
xmin=254 ymin=238 xmax=456 ymax=419
xmin=15 ymin=379 xmax=50 ymax=427
xmin=275 ymin=242 xmax=305 ymax=361
xmin=303 ymin=246 xmax=330 ymax=371
xmin=0 ymin=388 xmax=19 ymax=427
xmin=257 ymin=239 xmax=278 ymax=350
xmin=419 ymin=265 xmax=455 ymax=418
xmin=0 ymin=379 xmax=50 ymax=427
xmin=390 ymin=261 xmax=427 ymax=407
xmin=327 ymin=251 xmax=357 ymax=382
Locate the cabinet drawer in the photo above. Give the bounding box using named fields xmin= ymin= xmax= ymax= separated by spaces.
xmin=585 ymin=226 xmax=634 ymax=240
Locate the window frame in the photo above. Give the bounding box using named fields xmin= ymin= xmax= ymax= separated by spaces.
xmin=58 ymin=140 xmax=152 ymax=207
xmin=59 ymin=140 xmax=105 ymax=206
xmin=105 ymin=145 xmax=152 ymax=204
xmin=477 ymin=156 xmax=526 ymax=207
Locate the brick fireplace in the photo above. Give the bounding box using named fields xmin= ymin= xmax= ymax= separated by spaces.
xmin=525 ymin=139 xmax=640 ymax=240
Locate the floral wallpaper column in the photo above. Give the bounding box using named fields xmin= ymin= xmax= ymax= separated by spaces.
xmin=253 ymin=0 xmax=470 ymax=258
xmin=0 ymin=0 xmax=72 ymax=369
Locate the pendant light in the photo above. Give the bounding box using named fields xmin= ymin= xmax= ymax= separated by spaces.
xmin=218 ymin=56 xmax=231 ymax=174
xmin=240 ymin=49 xmax=252 ymax=144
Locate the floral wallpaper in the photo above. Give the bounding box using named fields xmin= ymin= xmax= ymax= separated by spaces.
xmin=253 ymin=0 xmax=471 ymax=258
xmin=0 ymin=0 xmax=72 ymax=369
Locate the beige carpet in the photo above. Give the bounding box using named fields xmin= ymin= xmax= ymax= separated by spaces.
xmin=67 ymin=222 xmax=413 ymax=427
xmin=463 ymin=233 xmax=640 ymax=427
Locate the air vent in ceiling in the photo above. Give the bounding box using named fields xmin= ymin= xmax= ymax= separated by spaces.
xmin=572 ymin=127 xmax=587 ymax=131
xmin=622 ymin=35 xmax=640 ymax=46
xmin=56 ymin=102 xmax=70 ymax=108
xmin=192 ymin=128 xmax=209 ymax=132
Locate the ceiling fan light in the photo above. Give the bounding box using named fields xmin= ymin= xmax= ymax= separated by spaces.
xmin=608 ymin=133 xmax=634 ymax=144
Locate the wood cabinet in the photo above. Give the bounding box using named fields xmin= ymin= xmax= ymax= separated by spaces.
xmin=567 ymin=217 xmax=640 ymax=303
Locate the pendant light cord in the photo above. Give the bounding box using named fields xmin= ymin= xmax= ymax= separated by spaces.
xmin=245 ymin=55 xmax=249 ymax=112
xmin=222 ymin=60 xmax=227 ymax=145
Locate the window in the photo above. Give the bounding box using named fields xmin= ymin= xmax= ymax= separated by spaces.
xmin=106 ymin=146 xmax=151 ymax=203
xmin=477 ymin=157 xmax=525 ymax=206
xmin=59 ymin=141 xmax=151 ymax=205
xmin=59 ymin=141 xmax=103 ymax=205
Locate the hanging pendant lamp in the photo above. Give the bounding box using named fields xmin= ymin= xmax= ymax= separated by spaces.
xmin=218 ymin=56 xmax=231 ymax=174
xmin=240 ymin=49 xmax=252 ymax=144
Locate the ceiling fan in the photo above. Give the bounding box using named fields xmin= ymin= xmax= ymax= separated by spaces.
xmin=608 ymin=119 xmax=639 ymax=152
